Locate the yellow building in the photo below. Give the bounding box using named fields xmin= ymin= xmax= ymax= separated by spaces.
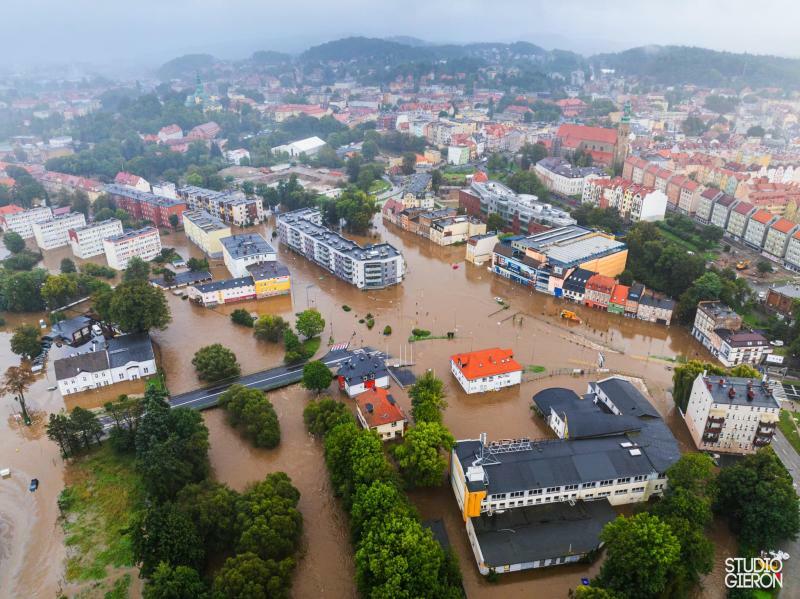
xmin=520 ymin=229 xmax=628 ymax=279
xmin=182 ymin=209 xmax=232 ymax=258
xmin=247 ymin=261 xmax=292 ymax=298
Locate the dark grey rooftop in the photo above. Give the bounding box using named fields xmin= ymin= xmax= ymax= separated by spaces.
xmin=639 ymin=292 xmax=675 ymax=310
xmin=246 ymin=261 xmax=290 ymax=280
xmin=594 ymin=378 xmax=661 ymax=419
xmin=151 ymin=270 xmax=213 ymax=288
xmin=46 ymin=315 xmax=92 ymax=341
xmin=107 ymin=333 xmax=155 ymax=368
xmin=193 ymin=276 xmax=253 ymax=293
xmin=716 ymin=329 xmax=769 ymax=347
xmin=471 ymin=500 xmax=617 ymax=567
xmin=221 ymin=233 xmax=275 ymax=259
xmin=105 ymin=184 xmax=185 ymax=208
xmin=702 ymin=375 xmax=780 ymax=409
xmin=405 ymin=173 xmax=432 ymax=195
xmin=54 ymin=350 xmax=109 ymax=380
xmin=337 ymin=353 xmax=389 ymax=383
xmin=563 ymin=267 xmax=594 ymax=292
xmin=532 ymin=387 xmax=642 ymax=439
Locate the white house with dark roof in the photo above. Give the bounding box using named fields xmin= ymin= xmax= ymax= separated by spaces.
xmin=336 ymin=352 xmax=390 ymax=397
xmin=54 ymin=333 xmax=156 ymax=396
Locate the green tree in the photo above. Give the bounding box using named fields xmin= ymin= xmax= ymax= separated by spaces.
xmin=486 ymin=213 xmax=505 ymax=232
xmin=595 ymin=513 xmax=681 ymax=599
xmin=716 ymin=448 xmax=800 ymax=550
xmin=168 ymin=213 xmax=180 ymax=229
xmin=334 ymin=187 xmax=377 ymax=233
xmin=409 ymin=370 xmax=448 ymax=423
xmin=401 ymin=152 xmax=417 ymax=175
xmin=230 ymin=308 xmax=254 ymax=327
xmin=303 ymin=398 xmax=351 ymax=437
xmin=218 ymin=384 xmax=280 ymax=448
xmin=302 ymin=360 xmax=332 ymax=393
xmin=144 ymin=563 xmax=209 ymax=599
xmin=176 ymin=480 xmax=239 ymax=553
xmin=519 ymin=142 xmax=548 ymax=170
xmin=110 ymin=281 xmax=172 ymax=333
xmin=3 ymin=231 xmax=25 ymax=254
xmin=756 ymin=259 xmax=772 ymax=274
xmin=60 ymin=258 xmax=77 ymax=273
xmin=10 ymin=324 xmax=42 ymax=358
xmin=131 ymin=502 xmax=204 ymax=577
xmin=1 ymin=364 xmax=36 ymax=424
xmin=362 ymin=139 xmax=378 ymax=161
xmin=506 ymin=170 xmax=549 ymax=200
xmin=192 ymin=344 xmax=240 ymax=382
xmin=69 ymin=406 xmax=103 ymax=449
xmin=213 ymin=552 xmax=294 ymax=599
xmin=123 ymin=256 xmax=151 ymax=282
xmin=746 ymin=125 xmax=766 ymax=137
xmin=41 ymin=274 xmax=78 ymax=310
xmin=350 ymin=479 xmax=414 ymax=539
xmin=355 ymin=512 xmax=456 ymax=597
xmin=2 ymin=269 xmax=48 ymax=312
xmin=254 ymin=314 xmax=289 ymax=342
xmin=186 ymin=257 xmax=209 ymax=272
xmin=392 ymin=422 xmax=455 ymax=487
xmin=295 ymin=308 xmax=325 ymax=340
xmin=574 ymin=588 xmax=621 ymax=599
xmin=283 ymin=329 xmax=304 ymax=364
xmin=135 ymin=390 xmax=210 ymax=500
xmin=671 ymin=360 xmax=725 ymax=411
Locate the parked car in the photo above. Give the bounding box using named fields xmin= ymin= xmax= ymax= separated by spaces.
xmin=29 ymin=478 xmax=39 ymax=492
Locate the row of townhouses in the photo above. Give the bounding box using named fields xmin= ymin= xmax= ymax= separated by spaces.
xmin=177 ymin=185 xmax=265 ymax=227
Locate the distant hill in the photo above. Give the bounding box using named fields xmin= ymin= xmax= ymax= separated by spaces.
xmin=250 ymin=50 xmax=292 ymax=65
xmin=591 ymin=45 xmax=800 ymax=88
xmin=157 ymin=53 xmax=216 ymax=80
xmin=384 ymin=35 xmax=432 ymax=47
xmin=302 ymin=37 xmax=431 ymax=62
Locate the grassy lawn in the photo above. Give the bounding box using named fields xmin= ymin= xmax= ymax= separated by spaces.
xmin=778 ymin=410 xmax=800 ymax=455
xmin=368 ymin=179 xmax=391 ymax=195
xmin=302 ymin=336 xmax=322 ymax=358
xmin=656 ymin=225 xmax=719 ymax=261
xmin=442 ymin=172 xmax=467 ymax=185
xmin=526 ymin=365 xmax=546 ymax=373
xmin=59 ymin=444 xmax=144 ymax=585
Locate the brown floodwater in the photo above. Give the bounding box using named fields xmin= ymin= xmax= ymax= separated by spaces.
xmin=3 ymin=214 xmax=734 ymax=598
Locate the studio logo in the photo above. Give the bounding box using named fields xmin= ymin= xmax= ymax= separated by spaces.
xmin=725 ymin=557 xmax=783 ymax=590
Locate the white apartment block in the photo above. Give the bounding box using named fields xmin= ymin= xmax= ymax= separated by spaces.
xmin=277 ymin=208 xmax=405 ymax=290
xmin=32 ymin=212 xmax=86 ymax=250
xmin=535 ymin=158 xmax=605 ymax=197
xmin=182 ymin=209 xmax=231 ymax=258
xmin=69 ymin=219 xmax=124 ymax=259
xmin=2 ymin=206 xmax=53 ymax=238
xmin=221 ymin=233 xmax=276 ymax=278
xmin=683 ymin=373 xmax=779 ymax=454
xmin=450 ymin=348 xmax=523 ymax=394
xmin=103 ymin=227 xmax=162 ymax=270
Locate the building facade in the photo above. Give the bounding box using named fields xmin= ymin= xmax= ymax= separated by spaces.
xmin=450 ymin=348 xmax=523 ymax=394
xmin=1 ymin=206 xmax=53 ymax=238
xmin=177 ymin=185 xmax=264 ymax=226
xmin=683 ymin=373 xmax=779 ymax=454
xmin=182 ymin=209 xmax=232 ymax=258
xmin=69 ymin=219 xmax=124 ymax=258
xmin=221 ymin=233 xmax=276 ymax=278
xmin=103 ymin=227 xmax=162 ymax=270
xmin=277 ymin=208 xmax=405 ymax=290
xmin=32 ymin=212 xmax=86 ymax=250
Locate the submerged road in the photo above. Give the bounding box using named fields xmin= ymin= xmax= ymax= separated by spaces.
xmin=100 ymin=347 xmax=371 ymax=431
xmin=167 ymin=347 xmax=358 ymax=410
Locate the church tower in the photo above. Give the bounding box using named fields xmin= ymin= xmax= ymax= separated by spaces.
xmin=615 ymin=100 xmax=632 ymax=168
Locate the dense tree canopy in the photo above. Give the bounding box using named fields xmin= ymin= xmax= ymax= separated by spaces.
xmin=218 ymin=384 xmax=280 ymax=448
xmin=192 ymin=344 xmax=241 ymax=382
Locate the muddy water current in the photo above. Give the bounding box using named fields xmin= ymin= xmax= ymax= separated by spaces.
xmin=0 ymin=216 xmax=734 ymax=597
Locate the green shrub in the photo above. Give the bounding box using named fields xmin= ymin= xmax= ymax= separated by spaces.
xmin=411 ymin=328 xmax=431 ymax=338
xmin=383 ymin=325 xmax=392 ymax=335
xmin=342 ymin=305 xmax=352 ymax=312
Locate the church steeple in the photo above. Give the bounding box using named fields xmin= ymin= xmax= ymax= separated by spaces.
xmin=615 ymin=100 xmax=632 ymax=168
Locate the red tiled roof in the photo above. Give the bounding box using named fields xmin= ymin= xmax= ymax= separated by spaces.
xmin=733 ymin=201 xmax=754 ymax=215
xmin=586 ymin=274 xmax=615 ymax=293
xmin=450 ymin=348 xmax=522 ymax=381
xmin=771 ymin=218 xmax=796 ymax=234
xmin=472 ymin=171 xmax=488 ymax=183
xmin=750 ymin=209 xmax=774 ymax=224
xmin=355 ymin=387 xmax=406 ymax=428
xmin=610 ymin=284 xmax=630 ymax=305
xmin=556 ymin=124 xmax=617 ymax=147
xmin=0 ymin=204 xmax=23 ymax=216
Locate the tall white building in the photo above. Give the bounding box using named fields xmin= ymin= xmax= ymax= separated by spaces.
xmin=277 ymin=208 xmax=405 ymax=290
xmin=69 ymin=219 xmax=124 ymax=259
xmin=32 ymin=212 xmax=86 ymax=250
xmin=683 ymin=373 xmax=779 ymax=454
xmin=220 ymin=233 xmax=276 ymax=278
xmin=535 ymin=158 xmax=605 ymax=197
xmin=103 ymin=227 xmax=162 ymax=270
xmin=1 ymin=206 xmax=53 ymax=238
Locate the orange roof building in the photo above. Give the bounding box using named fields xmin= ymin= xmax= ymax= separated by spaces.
xmin=450 ymin=348 xmax=523 ymax=394
xmin=354 ymin=387 xmax=407 ymax=441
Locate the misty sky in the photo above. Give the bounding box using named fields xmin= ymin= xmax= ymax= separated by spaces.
xmin=5 ymin=0 xmax=799 ymax=68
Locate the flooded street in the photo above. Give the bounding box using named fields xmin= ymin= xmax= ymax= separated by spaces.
xmin=1 ymin=214 xmax=734 ymax=598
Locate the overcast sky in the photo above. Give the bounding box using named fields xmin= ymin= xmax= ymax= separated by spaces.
xmin=4 ymin=0 xmax=799 ymax=69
